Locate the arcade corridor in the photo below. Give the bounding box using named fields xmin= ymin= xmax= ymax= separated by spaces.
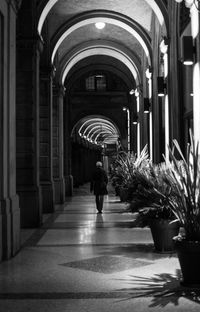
xmin=1 ymin=1 xmax=200 ymax=310
xmin=0 ymin=184 xmax=199 ymax=312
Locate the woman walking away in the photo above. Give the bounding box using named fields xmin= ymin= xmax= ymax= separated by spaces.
xmin=90 ymin=161 xmax=108 ymax=213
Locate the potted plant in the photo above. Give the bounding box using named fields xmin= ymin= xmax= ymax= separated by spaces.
xmin=165 ymin=134 xmax=200 ymax=287
xmin=129 ymin=163 xmax=180 ymax=253
xmin=111 ymin=146 xmax=149 ymax=202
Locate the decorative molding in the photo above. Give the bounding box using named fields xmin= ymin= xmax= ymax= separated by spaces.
xmin=6 ymin=0 xmax=23 ymax=13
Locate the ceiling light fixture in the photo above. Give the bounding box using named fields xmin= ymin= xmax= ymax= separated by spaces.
xmin=95 ymin=22 xmax=106 ymax=30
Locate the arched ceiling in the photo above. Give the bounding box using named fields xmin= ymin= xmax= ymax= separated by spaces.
xmin=38 ymin=0 xmax=167 ymax=37
xmin=72 ymin=116 xmax=120 ymax=145
xmin=37 ymin=0 xmax=168 ymax=86
xmin=37 ymin=0 xmax=168 ymax=151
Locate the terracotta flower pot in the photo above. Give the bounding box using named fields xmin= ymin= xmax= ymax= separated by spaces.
xmin=174 ymin=238 xmax=200 ymax=287
xmin=149 ymin=219 xmax=180 ymax=253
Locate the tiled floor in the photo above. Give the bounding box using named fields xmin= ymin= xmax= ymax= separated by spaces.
xmin=0 ymin=184 xmax=200 ymax=311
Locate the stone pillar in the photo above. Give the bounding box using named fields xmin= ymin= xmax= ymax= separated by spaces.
xmin=40 ymin=68 xmax=55 ymax=212
xmin=64 ymin=95 xmax=73 ymax=196
xmin=0 ymin=0 xmax=21 ymax=260
xmin=190 ymin=4 xmax=200 ymax=144
xmin=53 ymin=85 xmax=65 ymax=204
xmin=168 ymin=2 xmax=181 ymax=145
xmin=16 ymin=34 xmax=42 ymax=227
xmin=151 ymin=13 xmax=162 ymax=163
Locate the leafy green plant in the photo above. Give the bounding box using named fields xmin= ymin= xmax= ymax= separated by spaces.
xmin=129 ymin=163 xmax=176 ymax=227
xmin=165 ymin=134 xmax=200 ymax=241
xmin=110 ymin=145 xmax=150 ymax=200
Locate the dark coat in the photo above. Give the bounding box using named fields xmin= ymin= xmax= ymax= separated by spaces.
xmin=90 ymin=167 xmax=108 ymax=195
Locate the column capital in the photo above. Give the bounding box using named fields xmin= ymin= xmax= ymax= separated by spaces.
xmin=17 ymin=35 xmax=44 ymax=53
xmin=40 ymin=66 xmax=55 ymax=80
xmin=53 ymin=84 xmax=66 ymax=97
xmin=6 ymin=0 xmax=23 ymax=13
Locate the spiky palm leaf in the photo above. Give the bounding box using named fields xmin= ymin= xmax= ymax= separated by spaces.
xmin=166 ymin=133 xmax=200 ymax=241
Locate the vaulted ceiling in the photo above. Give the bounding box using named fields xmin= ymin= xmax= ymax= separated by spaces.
xmin=38 ymin=0 xmax=168 ymax=85
xmin=37 ymin=0 xmax=168 ymax=146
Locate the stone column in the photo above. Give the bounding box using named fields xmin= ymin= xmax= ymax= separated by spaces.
xmin=16 ymin=34 xmax=42 ymax=227
xmin=167 ymin=2 xmax=181 ymax=145
xmin=189 ymin=3 xmax=200 ymax=144
xmin=151 ymin=13 xmax=162 ymax=163
xmin=64 ymin=95 xmax=73 ymax=196
xmin=0 ymin=0 xmax=20 ymax=260
xmin=53 ymin=85 xmax=65 ymax=204
xmin=40 ymin=68 xmax=55 ymax=212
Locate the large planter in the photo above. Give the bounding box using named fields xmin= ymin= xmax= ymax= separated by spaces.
xmin=174 ymin=238 xmax=200 ymax=287
xmin=149 ymin=219 xmax=180 ymax=253
xmin=119 ymin=187 xmax=129 ymax=202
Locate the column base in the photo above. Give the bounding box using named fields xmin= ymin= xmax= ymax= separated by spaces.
xmin=40 ymin=181 xmax=55 ymax=213
xmin=10 ymin=194 xmax=21 ymax=257
xmin=53 ymin=178 xmax=65 ymax=204
xmin=0 ymin=194 xmax=20 ymax=260
xmin=65 ymin=175 xmax=73 ymax=196
xmin=17 ymin=186 xmax=42 ymax=228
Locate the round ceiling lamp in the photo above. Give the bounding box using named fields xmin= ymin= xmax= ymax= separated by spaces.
xmin=95 ymin=22 xmax=106 ymax=29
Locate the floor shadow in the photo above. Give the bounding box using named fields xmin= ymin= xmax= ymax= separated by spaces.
xmin=107 ymin=200 xmax=122 ymax=204
xmin=98 ymin=244 xmax=176 ymax=260
xmin=96 ymin=213 xmax=104 ymax=227
xmin=115 ymin=270 xmax=200 ymax=307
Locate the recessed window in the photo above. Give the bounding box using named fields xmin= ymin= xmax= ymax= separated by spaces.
xmin=85 ymin=74 xmax=106 ymax=91
xmin=86 ymin=75 xmax=95 ymax=91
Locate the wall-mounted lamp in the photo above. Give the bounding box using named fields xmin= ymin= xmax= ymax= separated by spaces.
xmin=175 ymin=0 xmax=200 ymax=12
xmin=182 ymin=36 xmax=195 ymax=66
xmin=132 ymin=114 xmax=138 ymax=124
xmin=160 ymin=37 xmax=169 ymax=54
xmin=145 ymin=67 xmax=152 ymax=79
xmin=129 ymin=89 xmax=135 ymax=95
xmin=157 ymin=77 xmax=166 ymax=97
xmin=123 ymin=106 xmax=127 ymax=111
xmin=134 ymin=85 xmax=142 ymax=97
xmin=144 ymin=98 xmax=150 ymax=113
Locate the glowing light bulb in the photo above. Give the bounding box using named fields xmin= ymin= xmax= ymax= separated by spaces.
xmin=95 ymin=22 xmax=105 ymax=30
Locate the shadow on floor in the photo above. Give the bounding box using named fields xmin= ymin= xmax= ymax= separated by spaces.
xmin=97 ymin=244 xmax=176 ymax=260
xmin=115 ymin=270 xmax=200 ymax=307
